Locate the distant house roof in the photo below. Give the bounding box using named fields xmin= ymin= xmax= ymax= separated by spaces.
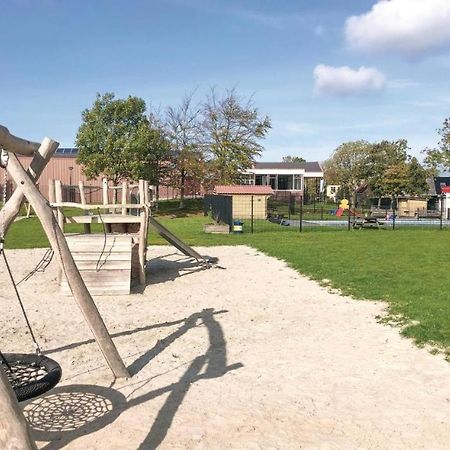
xmin=214 ymin=185 xmax=274 ymax=195
xmin=430 ymin=176 xmax=450 ymax=195
xmin=253 ymin=161 xmax=322 ymax=172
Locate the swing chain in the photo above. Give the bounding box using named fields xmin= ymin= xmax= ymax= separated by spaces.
xmin=0 ymin=148 xmax=9 ymax=251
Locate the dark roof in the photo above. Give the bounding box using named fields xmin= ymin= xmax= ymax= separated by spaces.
xmin=253 ymin=161 xmax=322 ymax=172
xmin=431 ymin=177 xmax=450 ymax=195
xmin=55 ymin=147 xmax=78 ymax=157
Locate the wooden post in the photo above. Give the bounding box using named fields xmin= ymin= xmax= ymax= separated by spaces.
xmin=54 ymin=180 xmax=64 ymax=231
xmin=0 ymin=137 xmax=58 ymax=234
xmin=6 ymin=154 xmax=129 ymax=379
xmin=79 ymin=181 xmax=86 ymax=207
xmin=25 ymin=203 xmax=32 ymax=218
xmin=121 ymin=181 xmax=128 ymax=216
xmin=0 ymin=366 xmax=37 ymax=450
xmin=138 ymin=206 xmax=149 ymax=286
xmin=48 ymin=179 xmax=57 ymax=220
xmin=102 ymin=178 xmax=108 ymax=206
xmin=79 ymin=181 xmax=91 ymax=234
xmin=48 ymin=179 xmax=55 ymax=203
xmin=139 ymin=179 xmax=145 ymax=206
xmin=144 ymin=180 xmax=149 ymax=205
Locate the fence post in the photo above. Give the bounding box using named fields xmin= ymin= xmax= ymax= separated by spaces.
xmin=299 ymin=198 xmax=303 ymax=232
xmin=251 ymin=195 xmax=254 ymax=234
xmin=440 ymin=195 xmax=444 ymax=230
xmin=321 ymin=206 xmax=323 ymax=221
xmin=288 ymin=193 xmax=291 ymax=221
xmin=347 ymin=205 xmax=351 ymax=231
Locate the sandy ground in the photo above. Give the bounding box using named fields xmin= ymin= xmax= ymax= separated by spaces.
xmin=1 ymin=245 xmax=449 ymax=450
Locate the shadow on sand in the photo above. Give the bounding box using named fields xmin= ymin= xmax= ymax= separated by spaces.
xmin=26 ymin=308 xmax=242 ymax=450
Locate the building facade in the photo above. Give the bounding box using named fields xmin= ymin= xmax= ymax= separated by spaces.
xmin=241 ymin=162 xmax=323 ymax=193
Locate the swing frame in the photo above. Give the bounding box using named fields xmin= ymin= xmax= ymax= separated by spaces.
xmin=0 ymin=126 xmax=129 ymax=450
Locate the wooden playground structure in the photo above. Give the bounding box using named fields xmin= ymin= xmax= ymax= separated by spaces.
xmin=50 ymin=178 xmax=151 ymax=295
xmin=0 ymin=125 xmax=206 ymax=449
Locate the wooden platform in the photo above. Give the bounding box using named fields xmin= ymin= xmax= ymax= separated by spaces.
xmin=59 ymin=234 xmax=134 ymax=296
xmin=65 ymin=214 xmax=142 ymax=224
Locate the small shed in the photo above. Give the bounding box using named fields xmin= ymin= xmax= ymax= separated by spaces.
xmin=397 ymin=197 xmax=428 ymax=217
xmin=214 ymin=185 xmax=274 ymax=219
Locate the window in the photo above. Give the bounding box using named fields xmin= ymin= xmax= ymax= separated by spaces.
xmin=255 ymin=175 xmax=268 ymax=185
xmin=240 ymin=174 xmax=255 ymax=185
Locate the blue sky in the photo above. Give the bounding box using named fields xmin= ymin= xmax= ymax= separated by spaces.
xmin=1 ymin=0 xmax=450 ymax=162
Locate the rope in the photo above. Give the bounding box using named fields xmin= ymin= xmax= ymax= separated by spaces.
xmin=0 ymin=349 xmax=14 ymax=373
xmin=1 ymin=248 xmax=42 ymax=354
xmin=96 ymin=207 xmax=108 ymax=271
xmin=16 ymin=248 xmax=54 ymax=286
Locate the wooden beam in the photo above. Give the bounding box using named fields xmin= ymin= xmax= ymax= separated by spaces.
xmin=78 ymin=181 xmax=91 ymax=234
xmin=138 ymin=206 xmax=149 ymax=286
xmin=79 ymin=181 xmax=87 ymax=207
xmin=0 ymin=366 xmax=37 ymax=450
xmin=6 ymin=154 xmax=129 ymax=379
xmin=144 ymin=180 xmax=149 ymax=205
xmin=51 ymin=202 xmax=144 ymax=210
xmin=121 ymin=181 xmax=127 ymax=216
xmin=139 ymin=179 xmax=145 ymax=206
xmin=0 ymin=138 xmax=58 ymax=235
xmin=54 ymin=180 xmax=64 ymax=231
xmin=0 ymin=125 xmax=40 ymax=156
xmin=102 ymin=178 xmax=108 ymax=206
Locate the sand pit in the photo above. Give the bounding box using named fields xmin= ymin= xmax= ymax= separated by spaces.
xmin=1 ymin=245 xmax=449 ymax=449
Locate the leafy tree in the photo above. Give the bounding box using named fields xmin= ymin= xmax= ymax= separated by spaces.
xmin=382 ymin=162 xmax=410 ymax=197
xmin=323 ymin=140 xmax=371 ymax=202
xmin=76 ymin=93 xmax=166 ymax=187
xmin=406 ymin=157 xmax=429 ymax=195
xmin=423 ymin=118 xmax=450 ymax=170
xmin=203 ymin=88 xmax=271 ymax=184
xmin=282 ymin=155 xmax=306 ymax=164
xmin=164 ymin=93 xmax=204 ymax=208
xmin=364 ymin=139 xmax=409 ymax=201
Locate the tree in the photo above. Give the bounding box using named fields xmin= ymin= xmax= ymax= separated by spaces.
xmin=282 ymin=155 xmax=306 ymax=164
xmin=423 ymin=118 xmax=450 ymax=170
xmin=203 ymin=88 xmax=271 ymax=184
xmin=406 ymin=157 xmax=429 ymax=195
xmin=323 ymin=140 xmax=371 ymax=202
xmin=382 ymin=162 xmax=410 ymax=197
xmin=364 ymin=139 xmax=409 ymax=201
xmin=164 ymin=93 xmax=204 ymax=208
xmin=76 ymin=93 xmax=166 ymax=187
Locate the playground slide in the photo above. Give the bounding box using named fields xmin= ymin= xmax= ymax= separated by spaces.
xmin=149 ymin=216 xmax=204 ymax=262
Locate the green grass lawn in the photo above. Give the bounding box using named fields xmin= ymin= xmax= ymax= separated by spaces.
xmin=3 ymin=200 xmax=449 ymax=358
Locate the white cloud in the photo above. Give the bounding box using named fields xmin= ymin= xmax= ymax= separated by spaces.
xmin=345 ymin=0 xmax=450 ymax=58
xmin=313 ymin=64 xmax=386 ymax=96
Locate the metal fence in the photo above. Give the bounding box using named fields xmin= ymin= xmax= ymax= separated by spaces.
xmin=206 ymin=193 xmax=450 ymax=233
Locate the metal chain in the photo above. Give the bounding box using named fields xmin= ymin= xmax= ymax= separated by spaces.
xmin=0 ymin=148 xmax=9 ymax=247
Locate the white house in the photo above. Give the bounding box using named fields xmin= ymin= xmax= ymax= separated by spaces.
xmin=241 ymin=161 xmax=323 ymax=193
xmin=326 ymin=184 xmax=340 ymax=201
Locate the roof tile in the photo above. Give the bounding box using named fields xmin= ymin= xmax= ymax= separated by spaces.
xmin=214 ymin=185 xmax=274 ymax=195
